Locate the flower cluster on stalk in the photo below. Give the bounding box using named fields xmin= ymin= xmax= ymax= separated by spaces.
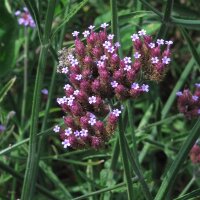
xmin=15 ymin=7 xmax=35 ymax=28
xmin=176 ymin=83 xmax=200 ymax=119
xmin=190 ymin=143 xmax=200 ymax=164
xmin=54 ymin=23 xmax=172 ymax=150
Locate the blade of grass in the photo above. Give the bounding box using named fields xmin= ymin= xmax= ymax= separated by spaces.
xmin=155 ymin=117 xmax=200 ymax=200
xmin=180 ymin=27 xmax=200 ymax=70
xmin=174 ymin=188 xmax=200 ymax=200
xmin=118 ymin=116 xmax=135 ymax=200
xmin=156 ymin=0 xmax=174 ymax=39
xmin=21 ymin=1 xmax=56 ymax=199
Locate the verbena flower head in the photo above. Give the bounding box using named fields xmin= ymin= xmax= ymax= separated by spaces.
xmin=190 ymin=143 xmax=200 ymax=164
xmin=177 ymin=84 xmax=200 ymax=119
xmin=15 ymin=7 xmax=35 ymax=28
xmin=55 ymin=24 xmax=173 ymax=150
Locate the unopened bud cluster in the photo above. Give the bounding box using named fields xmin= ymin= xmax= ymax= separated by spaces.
xmin=190 ymin=143 xmax=200 ymax=164
xmin=54 ymin=23 xmax=172 ymax=150
xmin=176 ymin=84 xmax=200 ymax=119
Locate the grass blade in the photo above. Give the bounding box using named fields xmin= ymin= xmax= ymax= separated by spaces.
xmin=156 ymin=0 xmax=174 ymax=39
xmin=174 ymin=188 xmax=200 ymax=200
xmin=155 ymin=117 xmax=200 ymax=200
xmin=21 ymin=1 xmax=57 ymax=199
xmin=0 ymin=76 xmax=16 ymax=103
xmin=118 ymin=116 xmax=135 ymax=200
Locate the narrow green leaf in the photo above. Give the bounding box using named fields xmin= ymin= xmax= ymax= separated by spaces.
xmin=180 ymin=27 xmax=200 ymax=70
xmin=155 ymin=117 xmax=200 ymax=200
xmin=156 ymin=0 xmax=174 ymax=39
xmin=0 ymin=76 xmax=16 ymax=103
xmin=118 ymin=116 xmax=135 ymax=200
xmin=175 ymin=188 xmax=200 ymax=200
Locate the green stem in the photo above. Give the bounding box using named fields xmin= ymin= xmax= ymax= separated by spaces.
xmin=155 ymin=117 xmax=200 ymax=200
xmin=124 ymin=136 xmax=153 ymax=200
xmin=118 ymin=116 xmax=135 ymax=200
xmin=178 ymin=177 xmax=195 ymax=197
xmin=21 ymin=27 xmax=29 ymax=128
xmin=21 ymin=1 xmax=56 ymax=199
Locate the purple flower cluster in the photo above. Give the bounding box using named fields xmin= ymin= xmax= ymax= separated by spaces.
xmin=176 ymin=84 xmax=200 ymax=119
xmin=54 ymin=24 xmax=172 ymax=150
xmin=131 ymin=30 xmax=172 ymax=82
xmin=15 ymin=7 xmax=35 ymax=28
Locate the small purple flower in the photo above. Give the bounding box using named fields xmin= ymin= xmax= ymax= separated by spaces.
xmin=162 ymin=56 xmax=171 ymax=64
xmin=149 ymin=43 xmax=155 ymax=48
xmin=151 ymin=57 xmax=159 ymax=64
xmin=112 ymin=109 xmax=121 ymax=117
xmin=131 ymin=33 xmax=139 ymax=41
xmin=198 ymin=109 xmax=200 ymax=114
xmin=100 ymin=23 xmax=109 ymax=29
xmin=131 ymin=82 xmax=139 ymax=90
xmin=74 ymin=130 xmax=80 ymax=137
xmin=62 ymin=139 xmax=71 ymax=148
xmin=75 ymin=74 xmax=82 ymax=81
xmin=80 ymin=129 xmax=88 ymax=137
xmin=103 ymin=41 xmax=111 ymax=49
xmin=70 ymin=59 xmax=79 ymax=66
xmin=67 ymin=54 xmax=74 ymax=61
xmin=97 ymin=60 xmax=104 ymax=68
xmin=100 ymin=55 xmax=108 ymax=61
xmin=61 ymin=67 xmax=69 ymax=74
xmin=67 ymin=95 xmax=75 ymax=106
xmin=88 ymin=96 xmax=97 ymax=104
xmin=124 ymin=57 xmax=131 ymax=64
xmin=124 ymin=65 xmax=131 ymax=71
xmin=115 ymin=42 xmax=120 ymax=48
xmin=192 ymin=95 xmax=199 ymax=101
xmin=195 ymin=83 xmax=200 ymax=88
xmin=53 ymin=125 xmax=60 ymax=133
xmin=0 ymin=125 xmax=6 ymax=133
xmin=82 ymin=30 xmax=90 ymax=38
xmin=108 ymin=34 xmax=114 ymax=40
xmin=72 ymin=31 xmax=79 ymax=37
xmin=65 ymin=128 xmax=72 ymax=136
xmin=141 ymin=84 xmax=149 ymax=92
xmin=88 ymin=25 xmax=95 ymax=30
xmin=111 ymin=81 xmax=118 ymax=88
xmin=63 ymin=84 xmax=71 ymax=90
xmin=134 ymin=52 xmax=141 ymax=59
xmin=176 ymin=91 xmax=183 ymax=96
xmin=165 ymin=40 xmax=173 ymax=46
xmin=107 ymin=46 xmax=115 ymax=53
xmin=157 ymin=39 xmax=164 ymax=45
xmin=138 ymin=29 xmax=146 ymax=36
xmin=88 ymin=117 xmax=96 ymax=126
xmin=73 ymin=90 xmax=79 ymax=96
xmin=41 ymin=88 xmax=48 ymax=95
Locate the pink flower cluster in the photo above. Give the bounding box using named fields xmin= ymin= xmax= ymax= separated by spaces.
xmin=177 ymin=84 xmax=200 ymax=119
xmin=15 ymin=7 xmax=35 ymax=28
xmin=54 ymin=23 xmax=172 ymax=150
